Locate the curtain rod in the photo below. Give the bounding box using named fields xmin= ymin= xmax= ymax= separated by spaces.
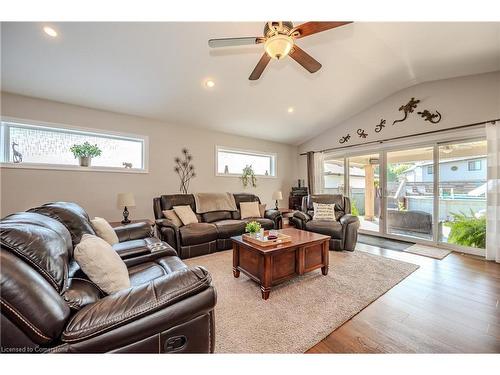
xmin=299 ymin=119 xmax=499 ymax=156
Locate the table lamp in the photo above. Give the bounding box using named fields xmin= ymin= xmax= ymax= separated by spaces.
xmin=272 ymin=191 xmax=283 ymax=210
xmin=117 ymin=192 xmax=136 ymax=224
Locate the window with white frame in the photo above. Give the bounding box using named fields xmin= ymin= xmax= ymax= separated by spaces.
xmin=216 ymin=146 xmax=276 ymax=177
xmin=0 ymin=120 xmax=147 ymax=171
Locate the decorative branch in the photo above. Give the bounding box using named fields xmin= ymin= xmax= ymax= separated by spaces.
xmin=174 ymin=148 xmax=196 ymax=194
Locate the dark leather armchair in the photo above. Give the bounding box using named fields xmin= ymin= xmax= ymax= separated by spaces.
xmin=289 ymin=194 xmax=360 ymax=251
xmin=0 ymin=203 xmax=216 ymax=353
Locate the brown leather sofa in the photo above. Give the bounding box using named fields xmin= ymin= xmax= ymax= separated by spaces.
xmin=289 ymin=194 xmax=360 ymax=251
xmin=153 ymin=193 xmax=282 ymax=259
xmin=0 ymin=202 xmax=216 ymax=353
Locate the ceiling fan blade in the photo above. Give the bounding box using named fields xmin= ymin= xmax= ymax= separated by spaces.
xmin=291 ymin=21 xmax=352 ymax=39
xmin=289 ymin=45 xmax=322 ymax=73
xmin=249 ymin=53 xmax=271 ymax=80
xmin=208 ymin=37 xmax=264 ymax=48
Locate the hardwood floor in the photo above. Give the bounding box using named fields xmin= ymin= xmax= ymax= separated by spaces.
xmin=306 ymin=243 xmax=500 ymax=353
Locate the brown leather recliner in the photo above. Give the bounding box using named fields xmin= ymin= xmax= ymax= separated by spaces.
xmin=153 ymin=193 xmax=282 ymax=259
xmin=0 ymin=202 xmax=216 ymax=353
xmin=289 ymin=194 xmax=360 ymax=251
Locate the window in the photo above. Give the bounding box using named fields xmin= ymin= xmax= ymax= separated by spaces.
xmin=468 ymin=160 xmax=482 ymax=171
xmin=427 ymin=165 xmax=433 ymax=174
xmin=216 ymin=146 xmax=276 ymax=177
xmin=1 ymin=120 xmax=147 ymax=171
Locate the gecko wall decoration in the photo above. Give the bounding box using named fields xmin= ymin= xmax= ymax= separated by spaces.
xmin=357 ymin=129 xmax=368 ymax=138
xmin=339 ymin=134 xmax=351 ymax=144
xmin=375 ymin=119 xmax=386 ymax=133
xmin=393 ymin=97 xmax=420 ymax=125
xmin=417 ymin=109 xmax=442 ymax=124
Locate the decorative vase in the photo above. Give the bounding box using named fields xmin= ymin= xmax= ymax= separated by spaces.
xmin=79 ymin=156 xmax=91 ymax=167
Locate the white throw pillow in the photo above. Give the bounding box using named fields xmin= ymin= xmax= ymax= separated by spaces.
xmin=162 ymin=209 xmax=183 ymax=227
xmin=240 ymin=201 xmax=262 ymax=219
xmin=74 ymin=234 xmax=130 ymax=294
xmin=91 ymin=217 xmax=119 ymax=245
xmin=312 ymin=202 xmax=336 ymax=221
xmin=173 ymin=205 xmax=198 ymax=225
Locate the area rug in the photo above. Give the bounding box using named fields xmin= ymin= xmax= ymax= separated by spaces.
xmin=403 ymin=244 xmax=451 ymax=260
xmin=184 ymin=250 xmax=419 ymax=353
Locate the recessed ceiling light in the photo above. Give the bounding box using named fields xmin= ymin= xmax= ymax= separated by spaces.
xmin=287 ymin=107 xmax=294 ymax=113
xmin=43 ymin=26 xmax=58 ymax=38
xmin=205 ymin=80 xmax=215 ymax=88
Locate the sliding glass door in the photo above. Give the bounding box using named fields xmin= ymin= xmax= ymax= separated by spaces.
xmin=320 ymin=136 xmax=487 ymax=252
xmin=347 ymin=154 xmax=380 ymax=232
xmin=323 ymin=157 xmax=345 ymax=194
xmin=385 ymin=147 xmax=434 ymax=241
xmin=438 ymin=140 xmax=487 ymax=249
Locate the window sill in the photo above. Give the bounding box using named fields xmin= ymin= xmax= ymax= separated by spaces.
xmin=215 ymin=173 xmax=277 ymax=179
xmin=0 ymin=162 xmax=148 ymax=174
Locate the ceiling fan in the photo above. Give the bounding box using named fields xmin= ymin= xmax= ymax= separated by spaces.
xmin=208 ymin=21 xmax=352 ymax=80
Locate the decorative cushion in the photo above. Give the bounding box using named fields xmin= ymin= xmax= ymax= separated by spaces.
xmin=173 ymin=205 xmax=199 ymax=225
xmin=91 ymin=217 xmax=119 ymax=245
xmin=162 ymin=209 xmax=183 ymax=227
xmin=259 ymin=204 xmax=266 ymax=218
xmin=313 ymin=202 xmax=336 ymax=221
xmin=74 ymin=234 xmax=130 ymax=294
xmin=240 ymin=201 xmax=261 ymax=219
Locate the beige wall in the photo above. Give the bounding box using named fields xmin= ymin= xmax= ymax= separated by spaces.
xmin=297 ymin=71 xmax=500 ymax=181
xmin=0 ymin=92 xmax=298 ymax=221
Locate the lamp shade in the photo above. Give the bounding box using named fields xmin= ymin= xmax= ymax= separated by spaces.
xmin=117 ymin=192 xmax=136 ymax=208
xmin=272 ymin=191 xmax=283 ymax=200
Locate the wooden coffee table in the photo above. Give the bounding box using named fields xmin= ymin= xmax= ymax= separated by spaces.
xmin=231 ymin=228 xmax=330 ymax=300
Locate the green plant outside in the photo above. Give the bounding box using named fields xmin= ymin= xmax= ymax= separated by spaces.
xmin=445 ymin=210 xmax=486 ymax=249
xmin=387 ymin=164 xmax=412 ymax=182
xmin=351 ymin=201 xmax=359 ymax=217
xmin=245 ymin=220 xmax=262 ymax=233
xmin=70 ymin=142 xmax=102 ymax=158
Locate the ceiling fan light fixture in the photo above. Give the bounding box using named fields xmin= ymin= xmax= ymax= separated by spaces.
xmin=264 ymin=34 xmax=294 ymax=60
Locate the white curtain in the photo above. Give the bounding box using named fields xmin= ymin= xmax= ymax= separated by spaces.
xmin=486 ymin=122 xmax=500 ymax=263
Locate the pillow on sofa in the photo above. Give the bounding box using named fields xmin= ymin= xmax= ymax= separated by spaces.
xmin=173 ymin=205 xmax=198 ymax=225
xmin=240 ymin=201 xmax=261 ymax=219
xmin=312 ymin=202 xmax=336 ymax=221
xmin=74 ymin=234 xmax=130 ymax=294
xmin=162 ymin=209 xmax=183 ymax=227
xmin=91 ymin=217 xmax=119 ymax=245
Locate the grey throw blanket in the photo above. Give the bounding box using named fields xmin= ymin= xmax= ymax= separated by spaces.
xmin=193 ymin=193 xmax=237 ymax=214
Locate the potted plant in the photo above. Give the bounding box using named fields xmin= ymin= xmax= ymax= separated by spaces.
xmin=241 ymin=165 xmax=257 ymax=188
xmin=70 ymin=142 xmax=102 ymax=167
xmin=245 ymin=220 xmax=262 ymax=238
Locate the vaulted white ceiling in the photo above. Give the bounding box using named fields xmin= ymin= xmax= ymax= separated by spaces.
xmin=1 ymin=22 xmax=499 ymax=145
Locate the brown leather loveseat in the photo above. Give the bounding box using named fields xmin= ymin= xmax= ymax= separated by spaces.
xmin=153 ymin=193 xmax=282 ymax=259
xmin=289 ymin=194 xmax=360 ymax=251
xmin=0 ymin=202 xmax=216 ymax=353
